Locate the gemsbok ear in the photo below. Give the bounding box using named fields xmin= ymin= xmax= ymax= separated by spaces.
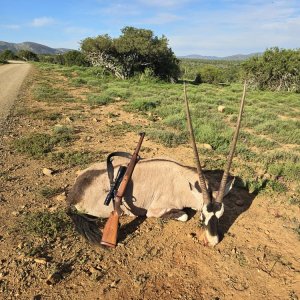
xmin=224 ymin=177 xmax=235 ymax=197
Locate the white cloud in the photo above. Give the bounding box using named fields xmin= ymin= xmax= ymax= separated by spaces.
xmin=30 ymin=17 xmax=55 ymax=27
xmin=138 ymin=0 xmax=191 ymax=8
xmin=3 ymin=24 xmax=20 ymax=29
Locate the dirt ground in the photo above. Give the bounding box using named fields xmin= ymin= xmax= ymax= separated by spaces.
xmin=0 ymin=66 xmax=299 ymax=300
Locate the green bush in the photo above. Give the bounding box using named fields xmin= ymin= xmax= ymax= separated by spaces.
xmin=14 ymin=133 xmax=55 ymax=158
xmin=22 ymin=210 xmax=72 ymax=238
xmin=128 ymin=98 xmax=160 ymax=111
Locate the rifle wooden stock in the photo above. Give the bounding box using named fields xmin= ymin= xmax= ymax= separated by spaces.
xmin=100 ymin=211 xmax=119 ymax=248
xmin=100 ymin=132 xmax=145 ymax=248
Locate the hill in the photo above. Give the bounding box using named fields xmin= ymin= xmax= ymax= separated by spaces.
xmin=0 ymin=41 xmax=72 ymax=54
xmin=179 ymin=52 xmax=262 ymax=61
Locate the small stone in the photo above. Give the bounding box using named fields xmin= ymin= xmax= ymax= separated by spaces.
xmin=110 ymin=279 xmax=120 ymax=288
xmin=218 ymin=105 xmax=225 ymax=112
xmin=89 ymin=267 xmax=103 ymax=281
xmin=12 ymin=211 xmax=19 ymax=217
xmin=263 ymin=173 xmax=271 ymax=180
xmin=46 ymin=272 xmax=61 ymax=285
xmin=56 ymin=193 xmax=66 ymax=202
xmin=42 ymin=168 xmax=54 ymax=176
xmin=34 ymin=258 xmax=47 ymax=265
xmin=75 ymin=170 xmax=82 ymax=176
xmin=92 ymin=118 xmax=99 ymax=122
xmin=199 ymin=143 xmax=213 ymax=150
xmin=66 ymin=117 xmax=73 ymax=122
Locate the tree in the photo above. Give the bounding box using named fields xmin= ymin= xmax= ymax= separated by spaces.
xmin=0 ymin=50 xmax=17 ymax=60
xmin=81 ymin=27 xmax=180 ymax=81
xmin=17 ymin=50 xmax=39 ymax=61
xmin=200 ymin=65 xmax=225 ymax=84
xmin=242 ymin=47 xmax=300 ymax=92
xmin=63 ymin=50 xmax=90 ymax=66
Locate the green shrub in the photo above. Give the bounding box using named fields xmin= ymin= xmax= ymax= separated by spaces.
xmin=39 ymin=186 xmax=63 ymax=198
xmin=22 ymin=210 xmax=72 ymax=238
xmin=14 ymin=133 xmax=55 ymax=158
xmin=50 ymin=151 xmax=98 ymax=166
xmin=87 ymin=93 xmax=113 ymax=106
xmin=128 ymin=98 xmax=160 ymax=111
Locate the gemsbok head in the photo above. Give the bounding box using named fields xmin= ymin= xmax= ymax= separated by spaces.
xmin=67 ymin=82 xmax=246 ymax=246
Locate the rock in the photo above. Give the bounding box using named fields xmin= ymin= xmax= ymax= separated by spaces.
xmin=92 ymin=118 xmax=99 ymax=122
xmin=66 ymin=117 xmax=73 ymax=122
xmin=110 ymin=279 xmax=120 ymax=288
xmin=42 ymin=168 xmax=54 ymax=176
xmin=218 ymin=105 xmax=225 ymax=112
xmin=263 ymin=173 xmax=271 ymax=180
xmin=46 ymin=272 xmax=61 ymax=285
xmin=198 ymin=143 xmax=213 ymax=150
xmin=89 ymin=267 xmax=103 ymax=281
xmin=56 ymin=192 xmax=66 ymax=202
xmin=11 ymin=211 xmax=19 ymax=217
xmin=34 ymin=258 xmax=47 ymax=265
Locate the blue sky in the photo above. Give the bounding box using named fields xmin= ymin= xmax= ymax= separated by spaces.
xmin=1 ymin=0 xmax=299 ymax=56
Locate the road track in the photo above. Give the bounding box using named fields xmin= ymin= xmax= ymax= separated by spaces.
xmin=0 ymin=61 xmax=32 ymax=127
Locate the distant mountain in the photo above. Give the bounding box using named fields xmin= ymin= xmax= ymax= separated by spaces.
xmin=179 ymin=53 xmax=262 ymax=61
xmin=0 ymin=41 xmax=73 ymax=54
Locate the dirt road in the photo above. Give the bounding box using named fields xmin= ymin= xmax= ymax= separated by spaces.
xmin=0 ymin=61 xmax=32 ymax=127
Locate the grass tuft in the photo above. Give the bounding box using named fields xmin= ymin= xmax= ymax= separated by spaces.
xmin=22 ymin=210 xmax=72 ymax=239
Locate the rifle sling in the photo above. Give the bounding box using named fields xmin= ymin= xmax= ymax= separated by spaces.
xmin=106 ymin=151 xmax=132 ymax=186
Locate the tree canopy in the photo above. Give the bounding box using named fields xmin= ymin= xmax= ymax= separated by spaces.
xmin=242 ymin=47 xmax=300 ymax=92
xmin=63 ymin=50 xmax=90 ymax=66
xmin=0 ymin=50 xmax=17 ymax=60
xmin=81 ymin=27 xmax=180 ymax=81
xmin=17 ymin=50 xmax=39 ymax=61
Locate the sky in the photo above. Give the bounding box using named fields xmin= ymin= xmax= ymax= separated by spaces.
xmin=0 ymin=0 xmax=299 ymax=56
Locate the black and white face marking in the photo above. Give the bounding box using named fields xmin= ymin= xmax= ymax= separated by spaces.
xmin=201 ymin=202 xmax=224 ymax=246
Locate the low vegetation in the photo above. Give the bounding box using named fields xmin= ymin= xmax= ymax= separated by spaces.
xmin=21 ymin=210 xmax=72 ymax=239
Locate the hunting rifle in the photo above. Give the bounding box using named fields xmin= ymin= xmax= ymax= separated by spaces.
xmin=100 ymin=132 xmax=145 ymax=248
